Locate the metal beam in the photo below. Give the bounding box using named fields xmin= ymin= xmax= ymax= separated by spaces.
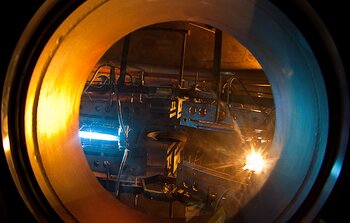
xmin=118 ymin=34 xmax=131 ymax=86
xmin=213 ymin=29 xmax=222 ymax=121
xmin=178 ymin=33 xmax=188 ymax=88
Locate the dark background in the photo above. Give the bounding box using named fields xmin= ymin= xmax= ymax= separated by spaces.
xmin=0 ymin=1 xmax=348 ymax=222
xmin=308 ymin=1 xmax=349 ymax=222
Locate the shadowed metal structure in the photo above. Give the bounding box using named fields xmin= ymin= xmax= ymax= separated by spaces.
xmin=1 ymin=0 xmax=348 ymax=223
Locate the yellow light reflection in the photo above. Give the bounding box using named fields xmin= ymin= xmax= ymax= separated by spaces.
xmin=243 ymin=149 xmax=266 ymax=174
xmin=37 ymin=89 xmax=76 ymax=139
xmin=3 ymin=135 xmax=10 ymax=153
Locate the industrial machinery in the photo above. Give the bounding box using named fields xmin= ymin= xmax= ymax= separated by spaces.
xmin=77 ymin=22 xmax=275 ymax=221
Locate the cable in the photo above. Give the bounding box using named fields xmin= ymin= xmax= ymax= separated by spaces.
xmin=114 ymin=93 xmax=130 ymax=198
xmin=83 ymin=63 xmax=115 ymax=94
xmin=115 ymin=146 xmax=129 ymax=198
xmin=214 ymin=189 xmax=231 ymax=210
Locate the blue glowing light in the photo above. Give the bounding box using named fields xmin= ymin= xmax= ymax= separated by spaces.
xmin=330 ymin=160 xmax=342 ymax=179
xmin=79 ymin=131 xmax=119 ymax=141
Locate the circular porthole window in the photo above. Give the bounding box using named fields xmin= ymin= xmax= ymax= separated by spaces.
xmin=1 ymin=1 xmax=348 ymax=223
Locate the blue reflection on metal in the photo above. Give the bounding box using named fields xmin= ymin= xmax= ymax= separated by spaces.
xmin=330 ymin=160 xmax=342 ymax=179
xmin=79 ymin=130 xmax=119 ymax=141
xmin=118 ymin=126 xmax=122 ymax=136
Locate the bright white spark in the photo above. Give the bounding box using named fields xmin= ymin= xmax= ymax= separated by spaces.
xmin=243 ymin=149 xmax=266 ymax=173
xmin=79 ymin=131 xmax=119 ymax=141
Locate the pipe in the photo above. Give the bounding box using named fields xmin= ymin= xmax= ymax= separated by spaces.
xmin=213 ymin=29 xmax=222 ymax=121
xmin=189 ymin=22 xmax=215 ymax=34
xmin=178 ymin=32 xmax=188 ymax=88
xmin=118 ymin=34 xmax=131 ymax=86
xmin=115 ymin=147 xmax=129 ymax=198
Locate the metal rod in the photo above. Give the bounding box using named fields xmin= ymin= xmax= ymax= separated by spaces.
xmin=108 ymin=65 xmax=116 ymax=108
xmin=213 ymin=29 xmax=222 ymax=121
xmin=189 ymin=22 xmax=215 ymax=34
xmin=134 ymin=194 xmax=139 ymax=207
xmin=169 ymin=202 xmax=173 ymax=219
xmin=114 ymin=95 xmax=130 ymax=198
xmin=212 ymin=29 xmax=222 ymax=91
xmin=115 ymin=147 xmax=129 ymax=198
xmin=118 ymin=34 xmax=131 ymax=85
xmin=143 ymin=27 xmax=189 ymax=35
xmin=178 ymin=33 xmax=188 ymax=88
